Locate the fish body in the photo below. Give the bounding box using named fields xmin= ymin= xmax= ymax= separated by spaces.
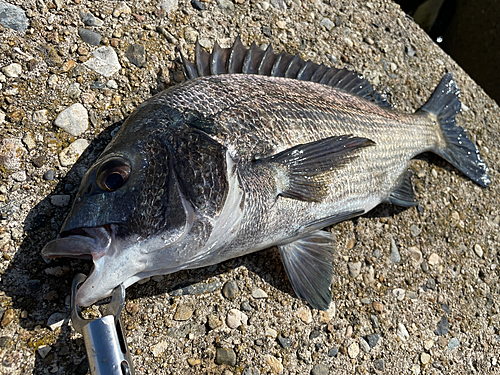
xmin=42 ymin=38 xmax=490 ymax=309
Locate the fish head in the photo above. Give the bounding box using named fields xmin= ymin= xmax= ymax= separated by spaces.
xmin=42 ymin=104 xmax=233 ymax=306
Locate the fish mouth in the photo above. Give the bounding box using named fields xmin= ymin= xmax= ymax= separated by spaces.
xmin=42 ymin=225 xmax=114 ymax=261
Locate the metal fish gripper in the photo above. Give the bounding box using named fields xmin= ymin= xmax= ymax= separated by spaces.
xmin=71 ymin=273 xmax=134 ymax=375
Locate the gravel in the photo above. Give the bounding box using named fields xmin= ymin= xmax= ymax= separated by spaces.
xmin=0 ymin=0 xmax=499 ymax=374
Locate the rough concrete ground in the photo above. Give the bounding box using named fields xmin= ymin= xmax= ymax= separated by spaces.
xmin=0 ymin=0 xmax=499 ymax=374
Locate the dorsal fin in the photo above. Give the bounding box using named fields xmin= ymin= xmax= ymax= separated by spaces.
xmin=179 ymin=36 xmax=390 ymax=107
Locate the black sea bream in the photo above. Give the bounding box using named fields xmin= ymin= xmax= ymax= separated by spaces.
xmin=42 ymin=37 xmax=490 ymax=310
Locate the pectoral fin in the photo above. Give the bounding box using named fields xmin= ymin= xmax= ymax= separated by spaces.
xmin=278 ymin=230 xmax=336 ymax=310
xmin=388 ymin=170 xmax=419 ymax=207
xmin=257 ymin=135 xmax=375 ymax=202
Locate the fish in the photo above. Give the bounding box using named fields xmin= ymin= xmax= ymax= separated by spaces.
xmin=42 ymin=37 xmax=490 ymax=310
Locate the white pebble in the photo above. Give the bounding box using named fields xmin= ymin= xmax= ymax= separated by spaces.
xmin=474 ymin=244 xmax=483 ymax=258
xmin=11 ymin=170 xmax=26 ymax=182
xmin=393 ymin=288 xmax=405 ymax=301
xmin=59 ymin=139 xmax=89 ymax=167
xmin=252 ymin=288 xmax=268 ymax=299
xmin=32 ymin=109 xmax=49 ymax=124
xmin=54 ymin=103 xmax=88 ymax=136
xmin=397 ymin=322 xmax=409 ymax=341
xmin=84 ymin=46 xmax=122 ymax=77
xmin=47 ymin=312 xmax=68 ymax=331
xmin=226 ymin=309 xmax=247 ymax=329
xmin=2 ymin=63 xmax=22 ymax=78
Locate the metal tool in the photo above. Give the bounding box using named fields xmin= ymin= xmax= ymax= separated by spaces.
xmin=71 ymin=273 xmax=135 ymax=375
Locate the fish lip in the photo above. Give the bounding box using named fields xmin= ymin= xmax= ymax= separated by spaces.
xmin=41 ymin=225 xmax=114 ymax=261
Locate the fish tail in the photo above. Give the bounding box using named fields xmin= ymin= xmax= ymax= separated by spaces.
xmin=419 ymin=73 xmax=491 ymax=187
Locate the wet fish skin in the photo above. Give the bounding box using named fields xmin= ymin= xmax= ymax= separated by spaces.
xmin=42 ymin=38 xmax=489 ymax=310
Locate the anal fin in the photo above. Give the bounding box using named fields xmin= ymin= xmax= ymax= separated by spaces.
xmin=278 ymin=231 xmax=336 ymax=310
xmin=388 ymin=169 xmax=418 ymax=207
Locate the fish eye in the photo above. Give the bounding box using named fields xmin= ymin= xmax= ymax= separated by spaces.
xmin=96 ymin=158 xmax=131 ymax=192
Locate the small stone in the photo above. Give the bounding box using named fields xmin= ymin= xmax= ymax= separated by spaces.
xmin=208 ymin=314 xmax=222 ymax=330
xmin=320 ymin=17 xmax=335 ymax=31
xmin=270 ymin=0 xmax=286 ymax=11
xmin=421 ymin=260 xmax=430 ymax=273
xmin=222 ymin=280 xmax=239 ymax=299
xmin=43 ymin=169 xmax=55 ymax=181
xmin=59 ymin=139 xmax=89 ymax=167
xmin=278 ymin=333 xmax=291 ymax=349
xmin=344 ymin=37 xmax=354 ymax=48
xmin=47 ymin=312 xmax=68 ymax=330
xmin=106 ymin=79 xmax=118 ymax=89
xmin=297 ymin=307 xmax=312 ymax=323
xmin=390 ymin=238 xmax=401 ymax=263
xmin=311 ymin=363 xmax=329 ymax=375
xmin=11 ymin=170 xmax=26 ymax=182
xmin=67 ymin=82 xmax=81 ymax=99
xmin=265 ymin=354 xmax=282 ymax=373
xmin=347 ymin=342 xmax=359 ymax=358
xmin=216 ymin=347 xmax=237 ymax=366
xmin=474 ymin=244 xmax=483 ymax=258
xmin=361 ymin=297 xmax=371 ymax=305
xmin=22 ymin=134 xmax=36 ymax=151
xmin=434 ymin=315 xmax=449 ymax=336
xmin=37 ymin=345 xmax=51 ymax=359
xmin=42 ymin=44 xmax=62 ymax=67
xmin=113 ymin=1 xmax=132 ymax=17
xmin=327 ymin=347 xmax=338 ymax=357
xmin=78 ymin=28 xmax=102 ymax=46
xmin=309 ymin=330 xmax=321 ymax=340
xmin=84 ymin=46 xmax=122 ymax=77
xmin=261 ymin=2 xmax=270 ymax=11
xmin=426 ymin=278 xmax=436 ymax=290
xmin=348 ymin=261 xmax=361 ymax=278
xmin=373 ymin=358 xmax=385 ymax=371
xmin=393 ymin=288 xmax=405 ymax=301
xmin=252 ymin=288 xmax=268 ymax=299
xmin=409 ymin=247 xmax=422 ymax=262
xmin=424 ymin=339 xmax=434 ymax=350
xmin=397 ymin=322 xmax=409 ymax=341
xmin=240 ymin=300 xmax=253 ymax=312
xmin=160 ymin=0 xmax=179 ymax=14
xmin=297 ymin=347 xmax=312 ymax=363
xmin=372 ymin=301 xmax=384 ymax=313
xmin=91 ymin=81 xmax=105 ymax=89
xmin=428 ymin=253 xmax=441 ymax=266
xmin=406 ymin=45 xmax=416 ymax=57
xmin=126 ymin=44 xmax=146 ymax=68
xmin=226 ymin=308 xmax=247 ymax=329
xmin=2 ymin=63 xmax=22 ymax=78
xmin=448 ymin=337 xmax=460 ymax=351
xmin=365 ymin=334 xmax=380 ymax=348
xmin=184 ymin=27 xmax=198 ymax=44
xmin=318 ymin=310 xmax=330 ymax=324
xmin=151 ymin=341 xmax=168 ymax=357
xmin=81 ymin=12 xmax=103 ymax=27
xmin=0 ymin=309 xmax=15 ymax=327
xmin=359 ymin=337 xmax=370 ymax=353
xmin=50 ymin=195 xmax=71 ymax=207
xmin=54 ymin=103 xmax=88 ymax=136
xmin=370 ymin=314 xmax=379 ymax=328
xmin=174 ymin=302 xmax=194 ymax=321
xmin=265 ymin=327 xmax=278 ymax=339
xmin=187 ymin=358 xmax=201 ymax=366
xmin=410 ymin=225 xmax=421 ymax=237
xmin=420 ymin=352 xmax=431 ymax=364
xmin=191 ymin=0 xmax=205 ymax=9
xmin=125 ymin=302 xmax=139 ymax=315
xmin=0 ymin=1 xmax=29 ymax=31
xmin=0 ymin=138 xmax=26 ymax=170
xmin=217 ymin=0 xmax=234 ymax=12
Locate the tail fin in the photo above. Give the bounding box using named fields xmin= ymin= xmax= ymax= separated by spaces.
xmin=420 ymin=73 xmax=491 ymax=187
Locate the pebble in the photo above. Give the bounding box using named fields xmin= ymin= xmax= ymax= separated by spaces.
xmin=434 ymin=315 xmax=449 ymax=336
xmin=393 ymin=288 xmax=405 ymax=301
xmin=0 ymin=1 xmax=28 ymax=31
xmin=126 ymin=44 xmax=146 ymax=68
xmin=187 ymin=358 xmax=201 ymax=366
xmin=318 ymin=310 xmax=331 ymax=324
xmin=252 ymin=288 xmax=268 ymax=299
xmin=43 ymin=169 xmax=55 ymax=181
xmin=406 ymin=45 xmax=416 ymax=57
xmin=184 ymin=27 xmax=199 ymax=44
xmin=217 ymin=0 xmax=234 ymax=12
xmin=174 ymin=302 xmax=194 ymax=321
xmin=160 ymin=0 xmax=179 ymax=14
xmin=309 ymin=330 xmax=321 ymax=340
xmin=420 ymin=352 xmax=431 ymax=364
xmin=0 ymin=309 xmax=15 ymax=327
xmin=59 ymin=139 xmax=89 ymax=167
xmin=390 ymin=238 xmax=401 ymax=263
xmin=106 ymin=79 xmax=118 ymax=89
xmin=216 ymin=347 xmax=236 ymax=366
xmin=373 ymin=358 xmax=385 ymax=371
xmin=84 ymin=46 xmax=122 ymax=77
xmin=428 ymin=253 xmax=441 ymax=266
xmin=191 ymin=0 xmax=206 ymax=10
xmin=474 ymin=244 xmax=483 ymax=258
xmin=448 ymin=337 xmax=460 ymax=350
xmin=54 ymin=103 xmax=88 ymax=136
xmin=78 ymin=28 xmax=102 ymax=46
xmin=270 ymin=0 xmax=286 ymax=11
xmin=50 ymin=195 xmax=70 ymax=207
xmin=11 ymin=171 xmax=26 ymax=182
xmin=222 ymin=280 xmax=239 ymax=299
xmin=397 ymin=322 xmax=409 ymax=341
xmin=410 ymin=225 xmax=421 ymax=237
xmin=47 ymin=312 xmax=68 ymax=331
xmin=81 ymin=12 xmax=103 ymax=27
xmin=240 ymin=300 xmax=253 ymax=312
xmin=0 ymin=138 xmax=26 ymax=170
xmin=265 ymin=327 xmax=278 ymax=339
xmin=297 ymin=307 xmax=312 ymax=323
xmin=421 ymin=260 xmax=430 ymax=273
xmin=359 ymin=337 xmax=371 ymax=353
xmin=265 ymin=354 xmax=283 ymax=373
xmin=42 ymin=44 xmax=62 ymax=67
xmin=113 ymin=1 xmax=132 ymax=17
xmin=67 ymin=82 xmax=81 ymax=99
xmin=348 ymin=261 xmax=361 ymax=278
xmin=372 ymin=301 xmax=384 ymax=313
xmin=207 ymin=314 xmax=222 ymax=330
xmin=409 ymin=247 xmax=422 ymax=263
xmin=320 ymin=18 xmax=335 ymax=31
xmin=151 ymin=340 xmax=168 ymax=357
xmin=0 ymin=110 xmax=5 ymax=124
xmin=311 ymin=364 xmax=329 ymax=375
xmin=170 ymin=281 xmax=221 ymax=296
xmin=22 ymin=134 xmax=36 ymax=151
xmin=261 ymin=2 xmax=270 ymax=11
xmin=424 ymin=339 xmax=434 ymax=350
xmin=226 ymin=308 xmax=247 ymax=329
xmin=347 ymin=342 xmax=359 ymax=358
xmin=91 ymin=81 xmax=105 ymax=89
xmin=37 ymin=345 xmax=51 ymax=359
xmin=125 ymin=302 xmax=139 ymax=315
xmin=278 ymin=333 xmax=291 ymax=348
xmin=297 ymin=347 xmax=312 ymax=363
xmin=365 ymin=334 xmax=380 ymax=348
xmin=2 ymin=63 xmax=22 ymax=78
xmin=327 ymin=347 xmax=338 ymax=357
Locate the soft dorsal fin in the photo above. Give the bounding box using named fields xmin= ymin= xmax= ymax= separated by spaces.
xmin=180 ymin=36 xmax=390 ymax=107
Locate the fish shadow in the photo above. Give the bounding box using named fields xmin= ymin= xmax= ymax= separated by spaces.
xmin=1 ymin=121 xmax=122 ymax=374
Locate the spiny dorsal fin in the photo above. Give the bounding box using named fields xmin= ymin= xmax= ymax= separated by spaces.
xmin=180 ymin=36 xmax=390 ymax=107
